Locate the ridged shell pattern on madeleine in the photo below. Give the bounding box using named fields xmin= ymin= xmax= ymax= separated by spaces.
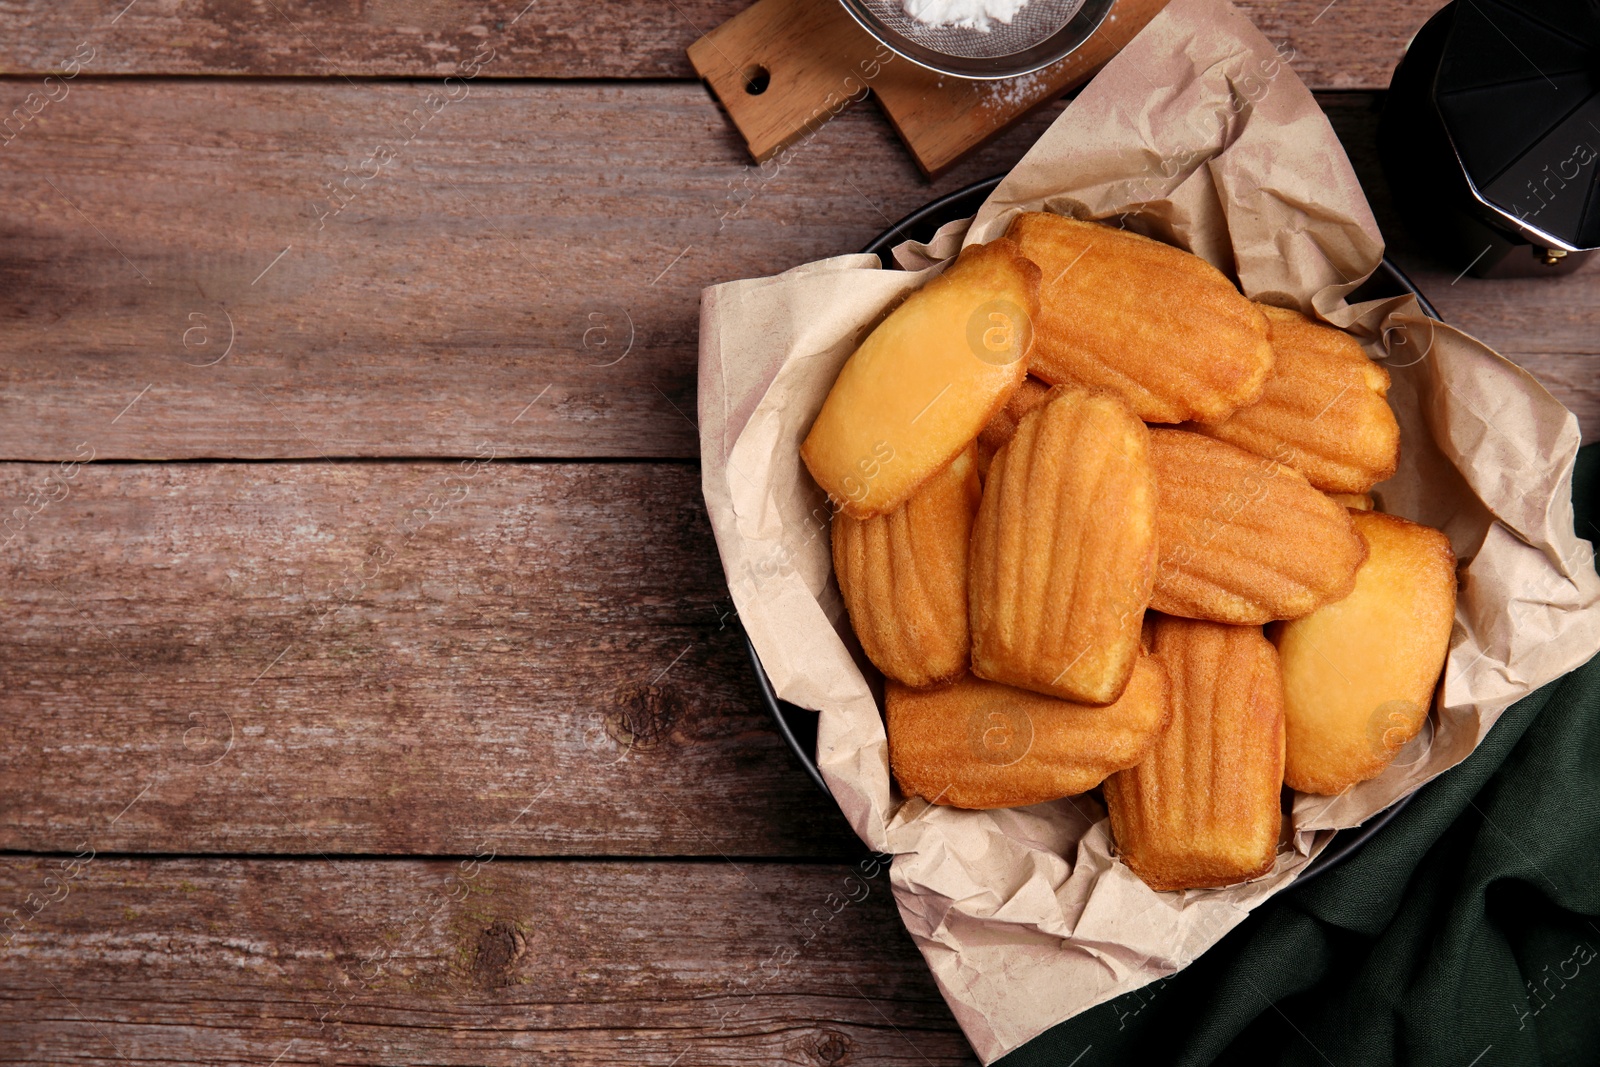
xmin=1005 ymin=211 xmax=1273 ymax=424
xmin=975 ymin=375 xmax=1052 ymax=478
xmin=1150 ymin=429 xmax=1367 ymax=624
xmin=970 ymin=388 xmax=1157 ymax=705
xmin=1105 ymin=616 xmax=1286 ymax=892
xmin=832 ymin=447 xmax=982 ymax=688
xmin=1198 ymin=305 xmax=1400 ymax=494
xmin=888 ymin=655 xmax=1171 ymax=809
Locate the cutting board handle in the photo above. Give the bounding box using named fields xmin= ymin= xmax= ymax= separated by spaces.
xmin=687 ymin=0 xmax=887 ymax=163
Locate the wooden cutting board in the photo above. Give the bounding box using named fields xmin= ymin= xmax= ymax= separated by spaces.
xmin=688 ymin=0 xmax=1169 ymax=176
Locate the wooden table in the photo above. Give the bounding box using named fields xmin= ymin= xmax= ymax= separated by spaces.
xmin=0 ymin=2 xmax=1593 ymax=1063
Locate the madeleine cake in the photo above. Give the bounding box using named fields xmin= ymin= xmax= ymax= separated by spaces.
xmin=801 ymin=239 xmax=1040 ymax=518
xmin=1198 ymin=305 xmax=1400 ymax=494
xmin=1149 ymin=429 xmax=1367 ymax=624
xmin=832 ymin=446 xmax=982 ymax=688
xmin=970 ymin=389 xmax=1158 ymax=705
xmin=1106 ymin=616 xmax=1286 ymax=891
xmin=888 ymin=655 xmax=1171 ymax=809
xmin=1275 ymin=511 xmax=1457 ymax=795
xmin=1006 ymin=211 xmax=1273 ymax=424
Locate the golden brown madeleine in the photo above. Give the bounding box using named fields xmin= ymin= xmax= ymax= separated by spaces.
xmin=1275 ymin=511 xmax=1457 ymax=795
xmin=1197 ymin=305 xmax=1400 ymax=494
xmin=1329 ymin=492 xmax=1374 ymax=510
xmin=832 ymin=446 xmax=982 ymax=688
xmin=970 ymin=389 xmax=1158 ymax=705
xmin=801 ymin=239 xmax=1040 ymax=518
xmin=1150 ymin=429 xmax=1367 ymax=624
xmin=1105 ymin=617 xmax=1285 ymax=891
xmin=975 ymin=375 xmax=1052 ymax=478
xmin=888 ymin=656 xmax=1171 ymax=809
xmin=1005 ymin=211 xmax=1272 ymax=424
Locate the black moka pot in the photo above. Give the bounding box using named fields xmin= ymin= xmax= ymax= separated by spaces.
xmin=1379 ymin=0 xmax=1600 ymax=278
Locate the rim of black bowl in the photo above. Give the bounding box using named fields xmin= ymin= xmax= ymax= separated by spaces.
xmin=745 ymin=173 xmax=1436 ymax=886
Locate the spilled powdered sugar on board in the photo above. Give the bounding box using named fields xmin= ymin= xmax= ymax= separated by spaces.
xmin=981 ymin=69 xmax=1051 ymax=110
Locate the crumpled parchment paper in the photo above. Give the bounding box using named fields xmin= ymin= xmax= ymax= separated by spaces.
xmin=696 ymin=0 xmax=1600 ymax=1059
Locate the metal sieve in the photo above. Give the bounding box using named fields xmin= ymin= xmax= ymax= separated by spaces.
xmin=837 ymin=0 xmax=1116 ymax=79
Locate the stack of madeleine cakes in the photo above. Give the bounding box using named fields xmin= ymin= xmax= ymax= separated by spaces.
xmin=801 ymin=212 xmax=1458 ymax=893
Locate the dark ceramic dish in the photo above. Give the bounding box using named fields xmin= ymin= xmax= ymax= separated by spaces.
xmin=746 ymin=175 xmax=1440 ymax=887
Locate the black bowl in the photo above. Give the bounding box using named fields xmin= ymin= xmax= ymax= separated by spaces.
xmin=747 ymin=174 xmax=1436 ymax=886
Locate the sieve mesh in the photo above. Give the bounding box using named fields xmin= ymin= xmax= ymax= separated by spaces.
xmin=862 ymin=0 xmax=1088 ymax=60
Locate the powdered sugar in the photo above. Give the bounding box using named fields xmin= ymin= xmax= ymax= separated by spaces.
xmin=981 ymin=69 xmax=1049 ymax=111
xmin=900 ymin=0 xmax=1031 ymax=32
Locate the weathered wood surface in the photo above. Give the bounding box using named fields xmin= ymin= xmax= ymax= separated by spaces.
xmin=0 ymin=856 xmax=977 ymax=1065
xmin=0 ymin=83 xmax=1593 ymax=464
xmin=0 ymin=0 xmax=1443 ymax=89
xmin=0 ymin=81 xmax=1061 ymax=461
xmin=0 ymin=460 xmax=864 ymax=857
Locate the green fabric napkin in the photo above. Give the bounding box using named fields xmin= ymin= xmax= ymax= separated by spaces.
xmin=1000 ymin=445 xmax=1600 ymax=1067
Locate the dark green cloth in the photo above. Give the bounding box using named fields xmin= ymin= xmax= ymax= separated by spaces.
xmin=1000 ymin=445 xmax=1600 ymax=1067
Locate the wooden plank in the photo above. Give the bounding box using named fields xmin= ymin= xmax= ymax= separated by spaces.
xmin=0 ymin=0 xmax=751 ymax=80
xmin=0 ymin=82 xmax=1593 ymax=463
xmin=0 ymin=856 xmax=977 ymax=1065
xmin=0 ymin=80 xmax=1065 ymax=462
xmin=0 ymin=0 xmax=1443 ymax=88
xmin=0 ymin=460 xmax=867 ymax=858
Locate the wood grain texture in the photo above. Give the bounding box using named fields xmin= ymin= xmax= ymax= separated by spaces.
xmin=0 ymin=82 xmax=1593 ymax=464
xmin=0 ymin=80 xmax=1065 ymax=462
xmin=0 ymin=0 xmax=750 ymax=80
xmin=0 ymin=460 xmax=864 ymax=858
xmin=0 ymin=0 xmax=1446 ymax=88
xmin=0 ymin=857 xmax=975 ymax=1065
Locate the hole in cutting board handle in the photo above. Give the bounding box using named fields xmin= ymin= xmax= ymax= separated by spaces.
xmin=743 ymin=65 xmax=771 ymax=95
